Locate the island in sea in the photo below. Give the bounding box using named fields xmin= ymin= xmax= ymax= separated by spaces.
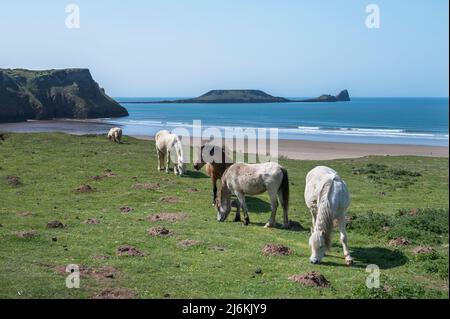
xmin=122 ymin=89 xmax=351 ymax=104
xmin=0 ymin=68 xmax=128 ymax=122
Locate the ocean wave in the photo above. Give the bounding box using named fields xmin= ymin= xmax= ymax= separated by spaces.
xmin=104 ymin=119 xmax=449 ymax=140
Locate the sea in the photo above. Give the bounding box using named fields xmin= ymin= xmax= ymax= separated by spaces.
xmin=102 ymin=97 xmax=449 ymax=146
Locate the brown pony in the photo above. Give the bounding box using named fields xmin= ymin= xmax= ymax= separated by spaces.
xmin=193 ymin=144 xmax=240 ymax=220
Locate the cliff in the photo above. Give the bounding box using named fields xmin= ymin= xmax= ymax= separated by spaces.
xmin=0 ymin=68 xmax=128 ymax=122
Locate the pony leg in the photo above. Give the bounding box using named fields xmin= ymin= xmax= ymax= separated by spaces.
xmin=156 ymin=148 xmax=162 ymax=171
xmin=236 ymin=192 xmax=249 ymax=226
xmin=212 ymin=179 xmax=217 ymax=206
xmin=165 ymin=151 xmax=170 ymax=173
xmin=234 ymin=200 xmax=241 ymax=222
xmin=310 ymin=203 xmax=317 ymax=234
xmin=339 ymin=218 xmax=353 ymax=265
xmin=265 ymin=190 xmax=278 ymax=228
xmin=277 ymin=189 xmax=289 ymax=228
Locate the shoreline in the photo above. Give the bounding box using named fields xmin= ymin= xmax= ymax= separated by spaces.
xmin=1 ymin=120 xmax=447 ymax=160
xmin=131 ymin=135 xmax=449 ymax=160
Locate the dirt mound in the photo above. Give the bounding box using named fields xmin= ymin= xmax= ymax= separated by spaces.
xmin=178 ymin=239 xmax=201 ymax=248
xmin=47 ymin=220 xmax=65 ymax=229
xmin=148 ymin=212 xmax=188 ymax=222
xmin=15 ymin=230 xmax=37 ymax=238
xmin=262 ymin=244 xmax=292 ymax=256
xmin=103 ymin=169 xmax=116 ymax=178
xmin=94 ymin=288 xmax=136 ymax=299
xmin=6 ymin=175 xmax=21 ymax=186
xmin=186 ymin=188 xmax=199 ymax=193
xmin=76 ymin=184 xmax=94 ymax=193
xmin=120 ymin=206 xmax=134 ymax=214
xmin=413 ymin=246 xmax=435 ymax=255
xmin=56 ymin=265 xmax=117 ymax=280
xmin=389 ymin=238 xmax=411 ymax=247
xmin=289 ymin=272 xmax=331 ymax=288
xmin=148 ymin=226 xmax=172 ymax=236
xmin=90 ymin=175 xmax=103 ymax=181
xmin=84 ymin=218 xmax=100 ymax=225
xmin=116 ymin=245 xmax=146 ymax=257
xmin=132 ymin=183 xmax=160 ymax=190
xmin=159 ymin=196 xmax=181 ymax=204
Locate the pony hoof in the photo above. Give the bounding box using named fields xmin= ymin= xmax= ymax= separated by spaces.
xmin=234 ymin=217 xmax=242 ymax=222
xmin=264 ymin=222 xmax=275 ymax=228
xmin=345 ymin=258 xmax=354 ymax=266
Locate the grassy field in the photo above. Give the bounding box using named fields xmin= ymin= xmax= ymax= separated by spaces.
xmin=0 ymin=133 xmax=448 ymax=299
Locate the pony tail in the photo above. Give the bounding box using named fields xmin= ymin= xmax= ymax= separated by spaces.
xmin=279 ymin=168 xmax=289 ymax=212
xmin=316 ymin=176 xmax=335 ymax=250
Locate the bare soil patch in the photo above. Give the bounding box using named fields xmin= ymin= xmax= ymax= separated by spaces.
xmin=55 ymin=265 xmax=117 ymax=280
xmin=6 ymin=175 xmax=21 ymax=186
xmin=186 ymin=188 xmax=199 ymax=193
xmin=148 ymin=212 xmax=188 ymax=222
xmin=116 ymin=245 xmax=146 ymax=257
xmin=76 ymin=184 xmax=94 ymax=193
xmin=389 ymin=238 xmax=411 ymax=247
xmin=288 ymin=272 xmax=331 ymax=288
xmin=148 ymin=226 xmax=172 ymax=236
xmin=159 ymin=196 xmax=182 ymax=204
xmin=262 ymin=244 xmax=292 ymax=256
xmin=94 ymin=288 xmax=136 ymax=299
xmin=178 ymin=239 xmax=201 ymax=248
xmin=209 ymin=245 xmax=227 ymax=252
xmin=84 ymin=218 xmax=100 ymax=225
xmin=120 ymin=206 xmax=134 ymax=214
xmin=413 ymin=246 xmax=435 ymax=255
xmin=17 ymin=211 xmax=34 ymax=217
xmin=47 ymin=220 xmax=65 ymax=229
xmin=15 ymin=230 xmax=37 ymax=238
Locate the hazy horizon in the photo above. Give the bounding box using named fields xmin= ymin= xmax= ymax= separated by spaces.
xmin=1 ymin=0 xmax=448 ymax=98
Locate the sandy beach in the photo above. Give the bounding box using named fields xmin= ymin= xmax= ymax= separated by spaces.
xmin=1 ymin=120 xmax=448 ymax=160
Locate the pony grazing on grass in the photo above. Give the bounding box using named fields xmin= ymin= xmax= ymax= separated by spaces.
xmin=155 ymin=130 xmax=185 ymax=176
xmin=215 ymin=162 xmax=289 ymax=228
xmin=108 ymin=127 xmax=122 ymax=143
xmin=305 ymin=166 xmax=353 ymax=265
xmin=193 ymin=144 xmax=234 ymax=206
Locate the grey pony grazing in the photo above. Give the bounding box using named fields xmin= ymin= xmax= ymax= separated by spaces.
xmin=215 ymin=162 xmax=289 ymax=228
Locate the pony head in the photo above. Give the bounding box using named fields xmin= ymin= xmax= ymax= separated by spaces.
xmin=175 ymin=156 xmax=186 ymax=176
xmin=309 ymin=230 xmax=327 ymax=264
xmin=215 ymin=182 xmax=231 ymax=222
xmin=193 ymin=144 xmax=226 ymax=170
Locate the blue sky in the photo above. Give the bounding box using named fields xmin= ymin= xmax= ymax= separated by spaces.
xmin=1 ymin=0 xmax=448 ymax=97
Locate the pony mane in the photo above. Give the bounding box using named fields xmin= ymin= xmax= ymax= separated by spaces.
xmin=315 ymin=176 xmax=336 ymax=250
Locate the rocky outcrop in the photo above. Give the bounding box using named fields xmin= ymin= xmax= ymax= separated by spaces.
xmin=160 ymin=90 xmax=290 ymax=103
xmin=0 ymin=68 xmax=128 ymax=122
xmin=300 ymin=90 xmax=351 ymax=102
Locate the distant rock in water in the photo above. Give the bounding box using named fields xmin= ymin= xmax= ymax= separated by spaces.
xmin=300 ymin=90 xmax=351 ymax=102
xmin=123 ymin=89 xmax=351 ymax=104
xmin=158 ymin=90 xmax=289 ymax=103
xmin=0 ymin=68 xmax=128 ymax=122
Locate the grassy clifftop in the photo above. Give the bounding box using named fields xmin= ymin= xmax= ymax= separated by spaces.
xmin=0 ymin=133 xmax=448 ymax=298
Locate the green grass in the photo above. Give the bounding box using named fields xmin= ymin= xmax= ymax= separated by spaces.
xmin=0 ymin=133 xmax=448 ymax=299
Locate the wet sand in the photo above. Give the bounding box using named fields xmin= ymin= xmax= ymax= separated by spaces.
xmin=1 ymin=120 xmax=448 ymax=160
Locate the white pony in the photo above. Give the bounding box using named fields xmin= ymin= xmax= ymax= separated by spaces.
xmin=215 ymin=162 xmax=289 ymax=228
xmin=155 ymin=130 xmax=185 ymax=176
xmin=108 ymin=127 xmax=122 ymax=143
xmin=304 ymin=166 xmax=352 ymax=265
